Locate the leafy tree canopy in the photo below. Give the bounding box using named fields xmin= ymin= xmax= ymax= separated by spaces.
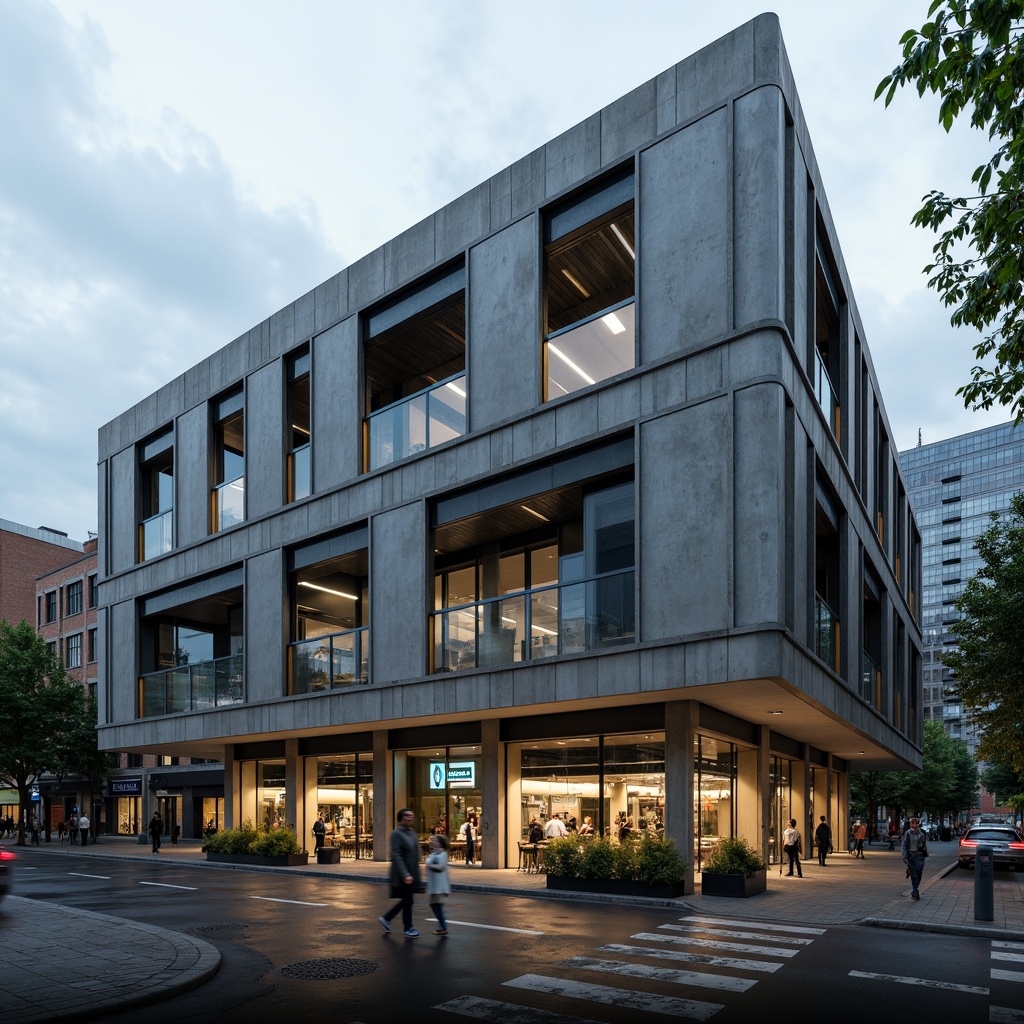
xmin=980 ymin=760 xmax=1024 ymax=803
xmin=946 ymin=492 xmax=1024 ymax=774
xmin=877 ymin=1 xmax=1024 ymax=419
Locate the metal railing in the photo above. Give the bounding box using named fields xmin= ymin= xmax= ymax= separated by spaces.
xmin=432 ymin=569 xmax=635 ymax=672
xmin=139 ymin=654 xmax=243 ymax=716
xmin=813 ymin=348 xmax=839 ymax=438
xmin=289 ymin=627 xmax=370 ymax=693
xmin=212 ymin=477 xmax=245 ymax=531
xmin=139 ymin=509 xmax=172 ymax=561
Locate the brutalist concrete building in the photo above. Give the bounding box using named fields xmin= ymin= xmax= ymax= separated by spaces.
xmin=96 ymin=14 xmax=922 ymax=888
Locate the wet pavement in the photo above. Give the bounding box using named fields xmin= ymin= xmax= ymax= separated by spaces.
xmin=2 ymin=835 xmax=1021 ymax=1021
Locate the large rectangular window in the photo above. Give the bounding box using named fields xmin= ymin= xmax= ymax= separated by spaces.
xmin=139 ymin=427 xmax=174 ymax=561
xmin=45 ymin=591 xmax=57 ymax=623
xmin=211 ymin=390 xmax=244 ymax=532
xmin=65 ymin=581 xmax=83 ymax=616
xmin=815 ymin=479 xmax=842 ymax=675
xmin=544 ymin=169 xmax=635 ymax=400
xmin=364 ymin=265 xmax=466 ymax=471
xmin=287 ymin=348 xmax=311 ymax=502
xmin=813 ymin=233 xmax=842 ymax=443
xmin=66 ymin=633 xmax=82 ymax=669
xmin=88 ymin=574 xmax=98 ymax=609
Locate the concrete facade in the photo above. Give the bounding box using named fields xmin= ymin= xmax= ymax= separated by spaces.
xmin=96 ymin=16 xmax=922 ymax=889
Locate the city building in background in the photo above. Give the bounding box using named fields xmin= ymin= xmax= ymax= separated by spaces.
xmin=0 ymin=519 xmax=83 ymax=628
xmin=900 ymin=420 xmax=1024 ymax=811
xmin=95 ymin=15 xmax=922 ymax=890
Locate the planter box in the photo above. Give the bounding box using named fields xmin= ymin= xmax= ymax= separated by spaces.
xmin=546 ymin=875 xmax=688 ymax=899
xmin=206 ymin=852 xmax=309 ymax=867
xmin=316 ymin=846 xmax=341 ymax=864
xmin=699 ymin=868 xmax=767 ymax=897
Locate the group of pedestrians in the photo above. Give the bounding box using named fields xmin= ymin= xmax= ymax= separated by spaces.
xmin=379 ymin=808 xmax=451 ymax=938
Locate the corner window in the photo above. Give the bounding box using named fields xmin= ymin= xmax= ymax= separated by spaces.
xmin=544 ymin=169 xmax=635 ymax=400
xmin=364 ymin=265 xmax=466 ymax=470
xmin=287 ymin=348 xmax=311 ymax=502
xmin=212 ymin=390 xmax=244 ymax=532
xmin=139 ymin=427 xmax=174 ymax=561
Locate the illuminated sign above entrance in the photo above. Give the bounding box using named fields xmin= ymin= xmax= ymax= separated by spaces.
xmin=429 ymin=761 xmax=476 ymax=790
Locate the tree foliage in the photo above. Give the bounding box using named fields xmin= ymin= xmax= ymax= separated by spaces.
xmin=0 ymin=620 xmax=107 ymax=843
xmin=980 ymin=760 xmax=1024 ymax=803
xmin=877 ymin=1 xmax=1024 ymax=419
xmin=945 ymin=492 xmax=1024 ymax=774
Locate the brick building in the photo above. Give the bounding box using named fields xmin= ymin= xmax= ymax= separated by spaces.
xmin=0 ymin=519 xmax=83 ymax=629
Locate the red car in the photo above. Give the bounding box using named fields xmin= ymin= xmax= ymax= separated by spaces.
xmin=0 ymin=845 xmax=14 ymax=900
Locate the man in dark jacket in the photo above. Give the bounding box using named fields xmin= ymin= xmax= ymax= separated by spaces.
xmin=814 ymin=816 xmax=832 ymax=866
xmin=379 ymin=808 xmax=421 ymax=937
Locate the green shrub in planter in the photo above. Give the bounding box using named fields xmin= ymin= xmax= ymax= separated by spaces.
xmin=611 ymin=834 xmax=640 ymax=880
xmin=249 ymin=827 xmax=304 ymax=856
xmin=702 ymin=836 xmax=765 ymax=876
xmin=636 ymin=832 xmax=686 ymax=885
xmin=201 ymin=820 xmax=306 ymax=856
xmin=542 ymin=836 xmax=583 ymax=877
xmin=579 ymin=837 xmax=615 ymax=880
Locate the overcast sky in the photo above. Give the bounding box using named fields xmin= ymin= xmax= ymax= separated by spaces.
xmin=0 ymin=1 xmax=1012 ymax=544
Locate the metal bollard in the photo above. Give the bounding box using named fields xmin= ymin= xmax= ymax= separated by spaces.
xmin=974 ymin=845 xmax=994 ymax=922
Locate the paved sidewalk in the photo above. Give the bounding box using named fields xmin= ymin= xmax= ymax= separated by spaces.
xmin=3 ymin=835 xmax=1022 ymax=1021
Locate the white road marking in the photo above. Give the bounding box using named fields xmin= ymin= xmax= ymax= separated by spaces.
xmin=67 ymin=872 xmax=110 ymax=880
xmin=631 ymin=931 xmax=798 ymax=957
xmin=991 ymin=969 xmax=1024 ymax=983
xmin=599 ymin=942 xmax=783 ymax=973
xmin=564 ymin=955 xmax=756 ymax=992
xmin=139 ymin=881 xmax=198 ymax=890
xmin=849 ymin=970 xmax=988 ymax=995
xmin=426 ymin=918 xmax=543 ymax=935
xmin=249 ymin=896 xmax=329 ymax=906
xmin=661 ymin=923 xmax=814 ymax=945
xmin=681 ymin=915 xmax=825 ymax=935
xmin=991 ymin=1006 xmax=1024 ymax=1022
xmin=992 ymin=951 xmax=1024 ymax=963
xmin=435 ymin=994 xmax=603 ymax=1022
xmin=504 ymin=973 xmax=721 ymax=1020
xmin=994 ymin=941 xmax=1024 ymax=950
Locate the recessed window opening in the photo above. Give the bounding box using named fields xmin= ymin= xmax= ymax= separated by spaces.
xmin=212 ymin=390 xmax=244 ymax=532
xmin=813 ymin=237 xmax=841 ymax=439
xmin=544 ymin=170 xmax=635 ymax=399
xmin=814 ymin=486 xmax=842 ymax=674
xmin=287 ymin=349 xmax=311 ymax=502
xmin=365 ymin=265 xmax=466 ymax=470
xmin=139 ymin=427 xmax=174 ymax=561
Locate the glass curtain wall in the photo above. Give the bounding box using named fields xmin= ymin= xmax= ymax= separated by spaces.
xmin=401 ymin=746 xmax=482 ymax=853
xmin=316 ymin=755 xmax=374 ymax=858
xmin=769 ymin=756 xmax=794 ymax=866
xmin=256 ymin=761 xmax=286 ymax=831
xmin=693 ymin=735 xmax=737 ymax=871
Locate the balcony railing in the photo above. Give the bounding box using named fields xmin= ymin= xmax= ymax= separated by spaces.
xmin=139 ymin=509 xmax=172 ymax=561
xmin=433 ymin=569 xmax=635 ymax=672
xmin=139 ymin=654 xmax=243 ymax=717
xmin=213 ymin=476 xmax=245 ymax=531
xmin=813 ymin=593 xmax=840 ymax=671
xmin=290 ymin=627 xmax=370 ymax=694
xmin=861 ymin=650 xmax=881 ymax=706
xmin=366 ymin=373 xmax=466 ymax=471
xmin=813 ymin=348 xmax=840 ymax=439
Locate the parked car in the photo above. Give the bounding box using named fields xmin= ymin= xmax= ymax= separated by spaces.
xmin=0 ymin=845 xmax=14 ymax=899
xmin=957 ymin=825 xmax=1024 ymax=870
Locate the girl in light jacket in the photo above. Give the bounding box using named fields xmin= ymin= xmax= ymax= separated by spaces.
xmin=426 ymin=834 xmax=451 ymax=935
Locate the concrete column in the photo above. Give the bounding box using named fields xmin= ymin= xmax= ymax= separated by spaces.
xmin=665 ymin=700 xmax=696 ymax=895
xmin=285 ymin=738 xmax=300 ymax=835
xmin=481 ymin=718 xmax=503 ymax=869
xmin=757 ymin=726 xmax=771 ymax=866
xmin=303 ymin=754 xmax=318 ymax=852
xmin=372 ymin=729 xmax=391 ymax=862
xmin=224 ymin=745 xmax=237 ymax=829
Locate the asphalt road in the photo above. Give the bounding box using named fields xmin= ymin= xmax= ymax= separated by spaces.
xmin=15 ymin=858 xmax=1021 ymax=1023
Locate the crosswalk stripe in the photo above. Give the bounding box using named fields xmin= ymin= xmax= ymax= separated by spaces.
xmin=435 ymin=994 xmax=602 ymax=1023
xmin=991 ymin=1006 xmax=1024 ymax=1022
xmin=660 ymin=923 xmax=813 ymax=945
xmin=504 ymin=973 xmax=721 ymax=1020
xmin=994 ymin=941 xmax=1024 ymax=951
xmin=991 ymin=969 xmax=1024 ymax=983
xmin=992 ymin=951 xmax=1024 ymax=963
xmin=564 ymin=955 xmax=756 ymax=992
xmin=681 ymin=915 xmax=825 ymax=935
xmin=849 ymin=970 xmax=988 ymax=995
xmin=631 ymin=931 xmax=798 ymax=957
xmin=600 ymin=943 xmax=784 ymax=973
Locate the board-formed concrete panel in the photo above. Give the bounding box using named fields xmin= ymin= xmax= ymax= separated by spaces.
xmin=312 ymin=317 xmax=361 ymax=492
xmin=175 ymin=404 xmax=210 ymax=549
xmin=245 ymin=361 xmax=284 ymax=521
xmin=244 ymin=550 xmax=286 ymax=703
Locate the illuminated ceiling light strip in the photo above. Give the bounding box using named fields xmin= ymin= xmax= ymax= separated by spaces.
xmin=561 ymin=268 xmax=591 ymax=297
xmin=611 ymin=222 xmax=635 ymax=260
xmin=601 ymin=311 xmax=626 ymax=335
xmin=445 ymin=381 xmax=467 ymax=398
xmin=520 ymin=505 xmax=549 ymax=522
xmin=291 ymin=424 xmax=311 ymax=436
xmin=298 ymin=581 xmax=358 ymax=600
xmin=531 ymin=624 xmax=557 ymax=636
xmin=547 ymin=342 xmax=595 ymax=385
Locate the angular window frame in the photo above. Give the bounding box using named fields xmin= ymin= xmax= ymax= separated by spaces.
xmin=211 ymin=389 xmax=245 ymax=533
xmin=287 ymin=347 xmax=311 ymax=503
xmin=138 ymin=426 xmax=174 ymax=561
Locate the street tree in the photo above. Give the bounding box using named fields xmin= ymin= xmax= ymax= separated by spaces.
xmin=980 ymin=761 xmax=1024 ymax=820
xmin=877 ymin=1 xmax=1024 ymax=420
xmin=945 ymin=492 xmax=1024 ymax=775
xmin=0 ymin=620 xmax=95 ymax=844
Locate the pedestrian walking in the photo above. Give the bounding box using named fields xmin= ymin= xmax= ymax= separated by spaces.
xmin=78 ymin=812 xmax=90 ymax=847
xmin=459 ymin=815 xmax=476 ymax=865
xmin=782 ymin=818 xmax=802 ymax=876
xmin=426 ymin=833 xmax=451 ymax=935
xmin=149 ymin=811 xmax=163 ymax=853
xmin=379 ymin=808 xmax=421 ymax=937
xmin=30 ymin=816 xmax=41 ymax=845
xmin=68 ymin=813 xmax=78 ymax=845
xmin=902 ymin=816 xmax=929 ymax=900
xmin=852 ymin=819 xmax=867 ymax=858
xmin=814 ymin=815 xmax=832 ymax=866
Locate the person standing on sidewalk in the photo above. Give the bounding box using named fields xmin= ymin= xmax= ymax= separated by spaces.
xmin=426 ymin=833 xmax=451 ymax=935
xmin=814 ymin=816 xmax=832 ymax=866
xmin=782 ymin=819 xmax=803 ymax=876
xmin=78 ymin=811 xmax=90 ymax=847
xmin=379 ymin=808 xmax=421 ymax=937
xmin=312 ymin=814 xmax=326 ymax=852
xmin=902 ymin=816 xmax=928 ymax=900
xmin=149 ymin=811 xmax=163 ymax=853
xmin=853 ymin=819 xmax=867 ymax=858
xmin=68 ymin=812 xmax=78 ymax=845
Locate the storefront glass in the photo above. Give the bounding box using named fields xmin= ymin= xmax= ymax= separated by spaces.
xmin=769 ymin=755 xmax=793 ymax=866
xmin=115 ymin=797 xmax=141 ymax=835
xmin=202 ymin=796 xmax=223 ymax=835
xmin=316 ymin=754 xmax=374 ymax=857
xmin=403 ymin=746 xmax=481 ymax=854
xmin=693 ymin=734 xmax=737 ymax=870
xmin=256 ymin=760 xmax=286 ymax=830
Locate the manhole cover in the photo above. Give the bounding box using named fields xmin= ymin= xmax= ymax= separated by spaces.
xmin=279 ymin=957 xmax=379 ymax=980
